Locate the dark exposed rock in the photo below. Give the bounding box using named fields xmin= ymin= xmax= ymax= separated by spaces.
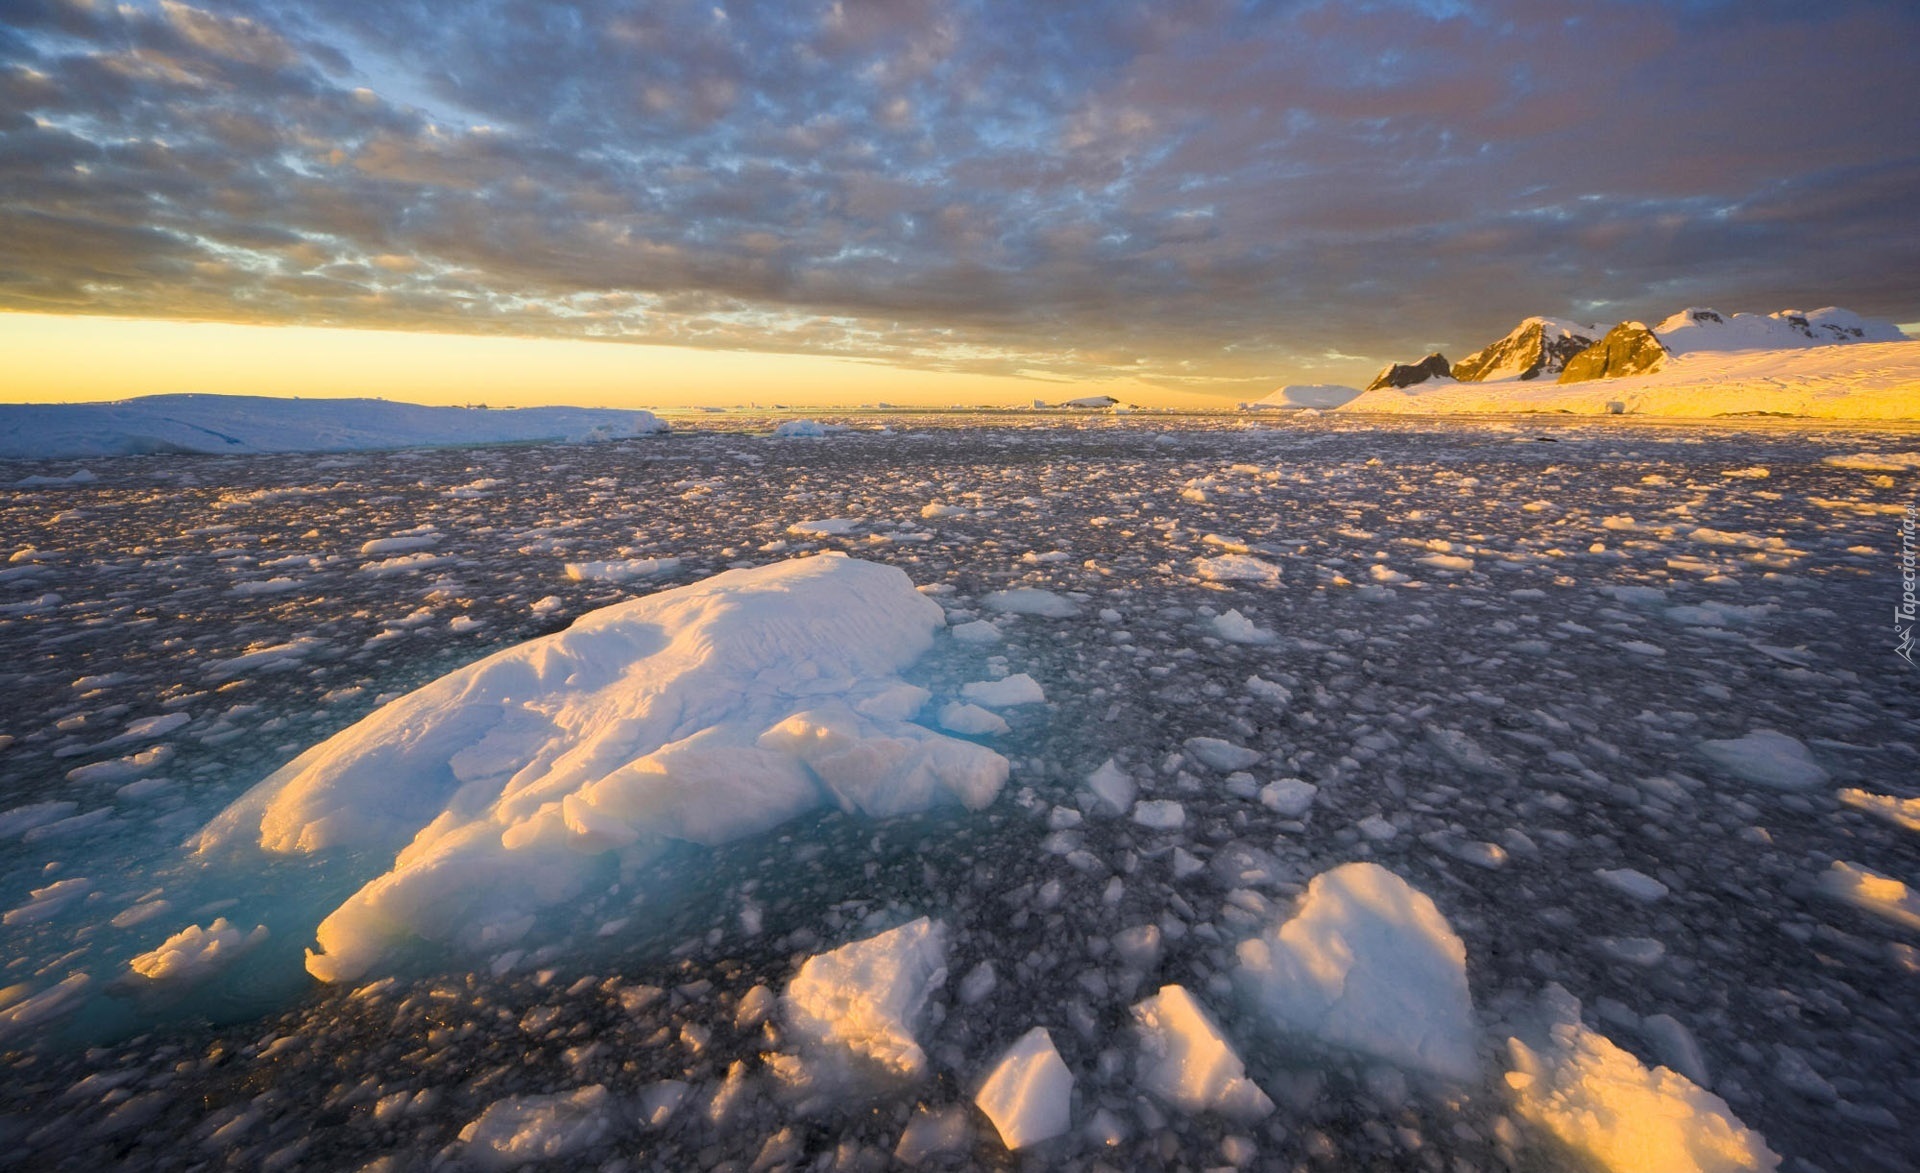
xmin=1452 ymin=318 xmax=1599 ymax=383
xmin=1557 ymin=322 xmax=1667 ymax=383
xmin=1364 ymin=352 xmax=1452 ymax=392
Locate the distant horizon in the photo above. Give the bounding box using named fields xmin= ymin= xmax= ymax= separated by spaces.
xmin=5 ymin=306 xmax=1915 ymax=412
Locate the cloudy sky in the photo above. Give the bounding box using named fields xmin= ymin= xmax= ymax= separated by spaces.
xmin=3 ymin=0 xmax=1917 ymax=403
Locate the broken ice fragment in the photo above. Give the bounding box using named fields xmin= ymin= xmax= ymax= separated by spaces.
xmin=1132 ymin=984 xmax=1274 ymax=1120
xmin=784 ymin=918 xmax=948 ymax=1078
xmin=976 ymin=1026 xmax=1073 ymax=1150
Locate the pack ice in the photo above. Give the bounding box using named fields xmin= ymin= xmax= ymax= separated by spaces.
xmin=193 ymin=555 xmax=1009 ymax=981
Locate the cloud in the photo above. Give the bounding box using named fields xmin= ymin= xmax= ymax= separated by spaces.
xmin=0 ymin=0 xmax=1914 ymax=394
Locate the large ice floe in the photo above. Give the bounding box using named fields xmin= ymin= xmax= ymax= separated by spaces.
xmin=1505 ymin=986 xmax=1780 ymax=1173
xmin=193 ymin=555 xmax=1008 ymax=981
xmin=1235 ymin=861 xmax=1478 ymax=1080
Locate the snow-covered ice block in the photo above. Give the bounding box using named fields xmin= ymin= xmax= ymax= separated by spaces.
xmin=563 ymin=557 xmax=680 ymax=582
xmin=771 ymin=419 xmax=832 ymax=437
xmin=1838 ymin=788 xmax=1920 ymax=833
xmin=1132 ymin=984 xmax=1274 ymax=1120
xmin=1236 ymin=862 xmax=1477 ymax=1080
xmin=1818 ymin=861 xmax=1920 ymax=931
xmin=194 ymin=555 xmax=1007 ymax=981
xmin=1212 ymin=609 xmax=1275 ymax=643
xmin=976 ymin=1026 xmax=1073 ymax=1150
xmin=128 ymin=918 xmax=269 ymax=984
xmin=1506 ymin=990 xmax=1778 ymax=1173
xmin=1132 ymin=800 xmax=1186 ymax=830
xmin=1086 ymin=759 xmax=1136 ymax=814
xmin=3 ymin=877 xmax=92 ymax=926
xmin=785 ymin=918 xmax=949 ymax=1078
xmin=1595 ymin=868 xmax=1669 ymax=903
xmin=788 ymin=518 xmax=857 ymax=536
xmin=458 ymin=1085 xmax=614 ymax=1171
xmin=948 ymin=619 xmax=1002 ymax=644
xmin=1259 ymin=779 xmax=1317 ymax=817
xmin=1183 ymin=737 xmax=1262 ymax=772
xmin=959 ymin=673 xmax=1045 ymax=708
xmin=1195 ymin=554 xmax=1282 ymax=584
xmin=1697 ymin=730 xmax=1828 ymax=790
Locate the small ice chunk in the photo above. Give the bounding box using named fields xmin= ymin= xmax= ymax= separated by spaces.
xmin=563 ymin=557 xmax=680 ymax=583
xmin=127 ymin=918 xmax=269 ymax=983
xmin=975 ymin=1026 xmax=1073 ymax=1150
xmin=1212 ymin=609 xmax=1275 ymax=644
xmin=788 ymin=518 xmax=857 ymax=536
xmin=958 ymin=960 xmax=998 ymax=1006
xmin=938 ymin=702 xmax=1009 ymax=736
xmin=1506 ymin=993 xmax=1778 ymax=1173
xmin=1086 ymin=759 xmax=1136 ymax=814
xmin=1113 ymin=924 xmax=1163 ymax=970
xmin=981 ymin=589 xmax=1079 ymax=618
xmin=1356 ymin=814 xmax=1397 ymax=841
xmin=1818 ymin=861 xmax=1920 ymax=931
xmin=1838 ymin=788 xmax=1920 ymax=833
xmin=1183 ymin=737 xmax=1262 ymax=772
xmin=1245 ymin=675 xmax=1291 ymax=707
xmin=1132 ymin=800 xmax=1186 ymax=830
xmin=1596 ymin=868 xmax=1669 ymax=903
xmin=3 ymin=878 xmax=92 ymax=926
xmin=949 ymin=619 xmax=1003 ymax=644
xmin=1697 ymin=730 xmax=1828 ymax=790
xmin=1259 ymin=779 xmax=1317 ymax=817
xmin=1195 ymin=555 xmax=1283 ymax=584
xmin=1236 ymin=862 xmax=1476 ymax=1080
xmin=458 ymin=1085 xmax=613 ymax=1171
xmin=785 ymin=918 xmax=949 ymax=1078
xmin=960 ymin=673 xmax=1045 ymax=708
xmin=895 ymin=1104 xmax=973 ymax=1164
xmin=1643 ymin=1013 xmax=1711 ymax=1089
xmin=1132 ymin=984 xmax=1274 ymax=1120
xmin=0 ymin=974 xmax=92 ymax=1043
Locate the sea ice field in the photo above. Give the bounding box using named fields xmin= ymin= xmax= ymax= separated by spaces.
xmin=2 ymin=414 xmax=1917 ymax=1172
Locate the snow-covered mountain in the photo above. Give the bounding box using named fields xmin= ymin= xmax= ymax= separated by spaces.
xmin=0 ymin=394 xmax=667 ymax=460
xmin=1450 ymin=317 xmax=1601 ymax=383
xmin=1650 ymin=306 xmax=1907 ymax=356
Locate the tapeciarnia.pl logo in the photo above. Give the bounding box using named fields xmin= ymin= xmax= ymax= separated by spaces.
xmin=1898 ymin=502 xmax=1917 ymax=667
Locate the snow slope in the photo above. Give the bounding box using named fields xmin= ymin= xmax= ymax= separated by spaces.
xmin=1339 ymin=340 xmax=1920 ymax=418
xmin=1240 ymin=384 xmax=1362 ymax=410
xmin=0 ymin=394 xmax=666 ymax=459
xmin=1652 ymin=307 xmax=1906 ymax=356
xmin=194 ymin=554 xmax=1008 ymax=981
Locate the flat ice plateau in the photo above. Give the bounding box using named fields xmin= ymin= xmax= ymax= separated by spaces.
xmin=1 ymin=414 xmax=1917 ymax=1173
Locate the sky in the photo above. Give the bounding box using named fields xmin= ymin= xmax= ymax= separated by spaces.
xmin=2 ymin=0 xmax=1917 ymax=408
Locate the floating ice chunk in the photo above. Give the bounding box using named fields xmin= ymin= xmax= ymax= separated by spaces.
xmin=1643 ymin=1013 xmax=1712 ymax=1089
xmin=127 ymin=918 xmax=269 ymax=983
xmin=1195 ymin=554 xmax=1282 ymax=584
xmin=0 ymin=974 xmax=93 ymax=1043
xmin=1211 ymin=609 xmax=1275 ymax=643
xmin=0 ymin=801 xmax=79 ymax=838
xmin=1259 ymin=779 xmax=1317 ymax=818
xmin=1132 ymin=984 xmax=1274 ymax=1120
xmin=66 ymin=745 xmax=173 ymax=785
xmin=1838 ymin=788 xmax=1920 ymax=833
xmin=856 ymin=684 xmax=930 ymax=721
xmin=771 ymin=419 xmax=831 ymax=437
xmin=195 ymin=556 xmax=1007 ymax=981
xmin=938 ymin=702 xmax=1008 ymax=736
xmin=948 ymin=619 xmax=1003 ymax=644
xmin=1183 ymin=737 xmax=1262 ymax=772
xmin=359 ymin=533 xmax=439 ymax=557
xmin=3 ymin=878 xmax=92 ymax=926
xmin=1415 ymin=553 xmax=1474 ymax=572
xmin=1818 ymin=861 xmax=1920 ymax=931
xmin=563 ymin=557 xmax=680 ymax=582
xmin=1697 ymin=730 xmax=1828 ymax=790
xmin=204 ymin=637 xmax=324 ymax=681
xmin=960 ymin=673 xmax=1045 ymax=708
xmin=1086 ymin=759 xmax=1137 ymax=814
xmin=1132 ymin=800 xmax=1186 ymax=830
xmin=1822 ymin=451 xmax=1920 ymax=471
xmin=976 ymin=1026 xmax=1073 ymax=1150
xmin=1245 ymin=675 xmax=1291 ymax=707
xmin=1506 ymin=991 xmax=1778 ymax=1173
xmin=981 ymin=589 xmax=1079 ymax=618
xmin=958 ymin=960 xmax=998 ymax=1005
xmin=529 ymin=595 xmax=563 ymax=616
xmin=1356 ymin=814 xmax=1397 ymax=841
xmin=920 ymin=502 xmax=966 ymax=519
xmin=785 ymin=918 xmax=948 ymax=1078
xmin=895 ymin=1104 xmax=973 ymax=1164
xmin=788 ymin=518 xmax=857 ymax=536
xmin=1113 ymin=924 xmax=1163 ymax=970
xmin=458 ymin=1085 xmax=614 ymax=1171
xmin=1236 ymin=862 xmax=1477 ymax=1080
xmin=1596 ymin=868 xmax=1669 ymax=903
xmin=116 ymin=713 xmax=190 ymax=743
